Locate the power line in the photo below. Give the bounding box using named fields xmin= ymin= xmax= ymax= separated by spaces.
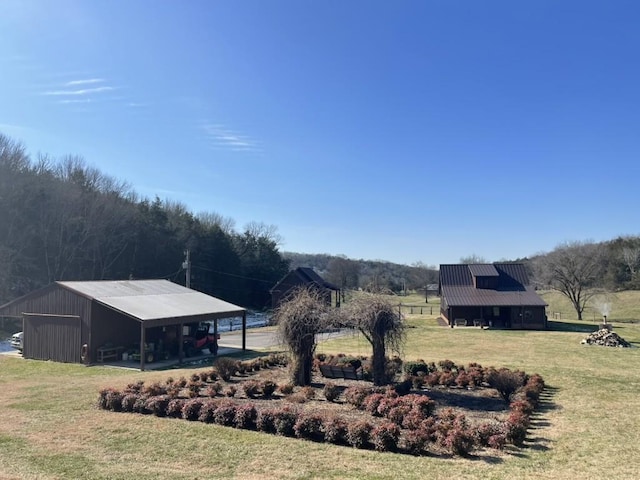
xmin=191 ymin=264 xmax=279 ymax=285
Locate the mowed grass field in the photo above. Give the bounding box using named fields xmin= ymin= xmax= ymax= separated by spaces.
xmin=1 ymin=292 xmax=639 ymax=479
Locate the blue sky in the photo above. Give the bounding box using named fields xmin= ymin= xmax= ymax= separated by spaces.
xmin=1 ymin=1 xmax=639 ymax=266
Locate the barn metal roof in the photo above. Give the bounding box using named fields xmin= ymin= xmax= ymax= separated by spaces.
xmin=57 ymin=280 xmax=245 ymax=323
xmin=468 ymin=264 xmax=499 ymax=277
xmin=439 ymin=264 xmax=547 ymax=307
xmin=271 ymin=267 xmax=339 ymax=292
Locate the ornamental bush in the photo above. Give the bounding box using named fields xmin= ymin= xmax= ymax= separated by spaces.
xmin=403 ymin=428 xmax=431 ymax=455
xmin=437 ymin=413 xmax=474 ymax=456
xmin=205 ymin=382 xmax=223 ymax=398
xmin=181 ymin=398 xmax=204 ymax=421
xmin=145 ymin=395 xmax=171 ymax=417
xmin=213 ymin=400 xmax=237 ymax=427
xmin=241 ymin=380 xmax=261 ymax=399
xmin=261 ymin=380 xmax=277 ymax=398
xmin=411 ymin=394 xmax=436 ymax=418
xmin=347 ymin=419 xmax=373 ymax=449
xmin=166 ymin=398 xmax=185 ymax=418
xmin=294 ymin=412 xmax=325 ymax=442
xmin=142 ymin=382 xmax=167 ymax=397
xmin=506 ymin=411 xmax=529 ymax=446
xmin=474 ymin=421 xmax=506 ymax=447
xmin=323 ymin=382 xmax=341 ymax=403
xmin=256 ymin=408 xmax=277 ymax=434
xmin=344 ymin=385 xmax=372 ymax=409
xmin=198 ymin=399 xmax=218 ymax=423
xmin=322 ymin=416 xmax=349 ymax=445
xmin=234 ymin=403 xmax=257 ymax=430
xmin=403 ymin=360 xmax=430 ymax=377
xmin=273 ymin=406 xmax=299 ymax=437
xmin=487 ymin=368 xmax=526 ymax=405
xmin=371 ymin=422 xmax=400 ymax=452
xmin=214 ymin=357 xmax=238 ymax=381
xmin=363 ymin=393 xmax=385 ymax=416
xmin=278 ymin=383 xmax=294 ymax=395
xmin=98 ymin=388 xmax=123 ymax=412
xmin=123 ymin=380 xmax=145 ymax=394
xmin=133 ymin=395 xmax=151 ymax=414
xmin=438 ymin=359 xmax=457 ymax=372
xmin=121 ymin=393 xmax=139 ymax=413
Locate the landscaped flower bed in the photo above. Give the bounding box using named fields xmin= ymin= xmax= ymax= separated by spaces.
xmin=97 ymin=353 xmax=546 ymax=457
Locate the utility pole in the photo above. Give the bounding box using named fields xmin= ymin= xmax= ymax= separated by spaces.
xmin=183 ymin=249 xmax=191 ymax=289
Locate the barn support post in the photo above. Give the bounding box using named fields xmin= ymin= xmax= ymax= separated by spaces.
xmin=242 ymin=311 xmax=246 ymax=351
xmin=178 ymin=323 xmax=184 ymax=365
xmin=140 ymin=323 xmax=146 ymax=371
xmin=213 ymin=319 xmax=218 ymax=353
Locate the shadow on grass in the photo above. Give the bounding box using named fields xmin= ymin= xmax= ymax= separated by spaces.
xmin=522 ymin=384 xmax=558 ymax=452
xmin=158 ymin=349 xmax=287 ymax=371
xmin=547 ymin=321 xmax=598 ymax=333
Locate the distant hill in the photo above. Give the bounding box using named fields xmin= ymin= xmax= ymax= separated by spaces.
xmin=282 ymin=252 xmax=438 ymax=294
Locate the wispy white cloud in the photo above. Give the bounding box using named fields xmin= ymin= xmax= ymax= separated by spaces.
xmin=201 ymin=123 xmax=261 ymax=153
xmin=56 ymin=98 xmax=92 ymax=104
xmin=43 ymin=85 xmax=114 ymax=96
xmin=64 ymin=78 xmax=105 ymax=86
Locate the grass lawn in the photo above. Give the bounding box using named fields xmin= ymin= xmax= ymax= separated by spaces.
xmin=1 ymin=291 xmax=639 ymax=479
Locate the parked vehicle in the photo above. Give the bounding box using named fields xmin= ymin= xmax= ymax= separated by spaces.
xmin=10 ymin=332 xmax=23 ymax=352
xmin=183 ymin=322 xmax=218 ymax=357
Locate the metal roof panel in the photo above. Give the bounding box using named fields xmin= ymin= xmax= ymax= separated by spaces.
xmin=57 ymin=280 xmax=245 ymax=321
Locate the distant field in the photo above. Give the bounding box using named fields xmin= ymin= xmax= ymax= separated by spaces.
xmin=539 ymin=289 xmax=640 ymax=323
xmin=1 ymin=291 xmax=639 ymax=479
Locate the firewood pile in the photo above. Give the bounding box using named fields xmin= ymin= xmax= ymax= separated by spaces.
xmin=581 ymin=329 xmax=632 ymax=348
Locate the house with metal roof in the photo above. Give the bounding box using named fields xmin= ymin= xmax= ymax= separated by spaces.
xmin=438 ymin=263 xmax=547 ymax=329
xmin=0 ymin=280 xmax=247 ymax=370
xmin=270 ymin=267 xmax=340 ymax=309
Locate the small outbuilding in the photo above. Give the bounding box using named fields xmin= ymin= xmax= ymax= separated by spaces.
xmin=271 ymin=267 xmax=340 ymax=309
xmin=0 ymin=279 xmax=247 ymax=370
xmin=438 ymin=263 xmax=547 ymax=329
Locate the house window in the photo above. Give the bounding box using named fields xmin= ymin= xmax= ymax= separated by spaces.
xmin=493 ymin=307 xmax=500 ymax=317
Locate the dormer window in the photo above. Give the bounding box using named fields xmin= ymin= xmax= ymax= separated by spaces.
xmin=468 ymin=264 xmax=499 ymax=290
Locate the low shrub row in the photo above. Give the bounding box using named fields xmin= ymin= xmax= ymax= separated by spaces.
xmin=97 ymin=359 xmax=546 ymax=457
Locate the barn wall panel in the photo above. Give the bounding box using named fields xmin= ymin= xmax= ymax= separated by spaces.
xmin=23 ymin=314 xmax=82 ymax=363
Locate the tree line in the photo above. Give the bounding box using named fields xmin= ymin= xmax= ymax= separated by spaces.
xmin=3 ymin=133 xmax=637 ymax=316
xmin=531 ymin=237 xmax=640 ymax=320
xmin=0 ymin=133 xmax=289 ymax=309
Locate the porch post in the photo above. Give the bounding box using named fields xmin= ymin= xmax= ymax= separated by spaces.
xmin=140 ymin=323 xmax=146 ymax=371
xmin=242 ymin=311 xmax=247 ymax=351
xmin=178 ymin=323 xmax=184 ymax=365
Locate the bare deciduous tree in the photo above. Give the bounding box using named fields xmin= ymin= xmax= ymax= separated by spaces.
xmin=338 ymin=293 xmax=405 ymax=385
xmin=621 ymin=246 xmax=640 ymax=278
xmin=196 ymin=211 xmax=236 ymax=234
xmin=274 ymin=287 xmax=331 ymax=386
xmin=533 ymin=241 xmax=604 ymax=320
xmin=326 ymin=256 xmax=360 ymax=302
xmin=459 ymin=254 xmax=488 ymax=264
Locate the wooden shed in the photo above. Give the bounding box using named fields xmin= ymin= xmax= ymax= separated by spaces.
xmin=0 ymin=280 xmax=247 ymax=370
xmin=270 ymin=267 xmax=340 ymax=309
xmin=438 ymin=263 xmax=547 ymax=329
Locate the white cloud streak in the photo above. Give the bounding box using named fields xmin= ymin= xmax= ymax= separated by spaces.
xmin=43 ymin=86 xmax=114 ymax=96
xmin=201 ymin=123 xmax=261 ymax=153
xmin=65 ymin=78 xmax=105 ymax=86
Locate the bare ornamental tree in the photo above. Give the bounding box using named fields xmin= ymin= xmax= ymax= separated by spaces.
xmin=274 ymin=287 xmax=332 ymax=386
xmin=339 ymin=293 xmax=405 ymax=386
